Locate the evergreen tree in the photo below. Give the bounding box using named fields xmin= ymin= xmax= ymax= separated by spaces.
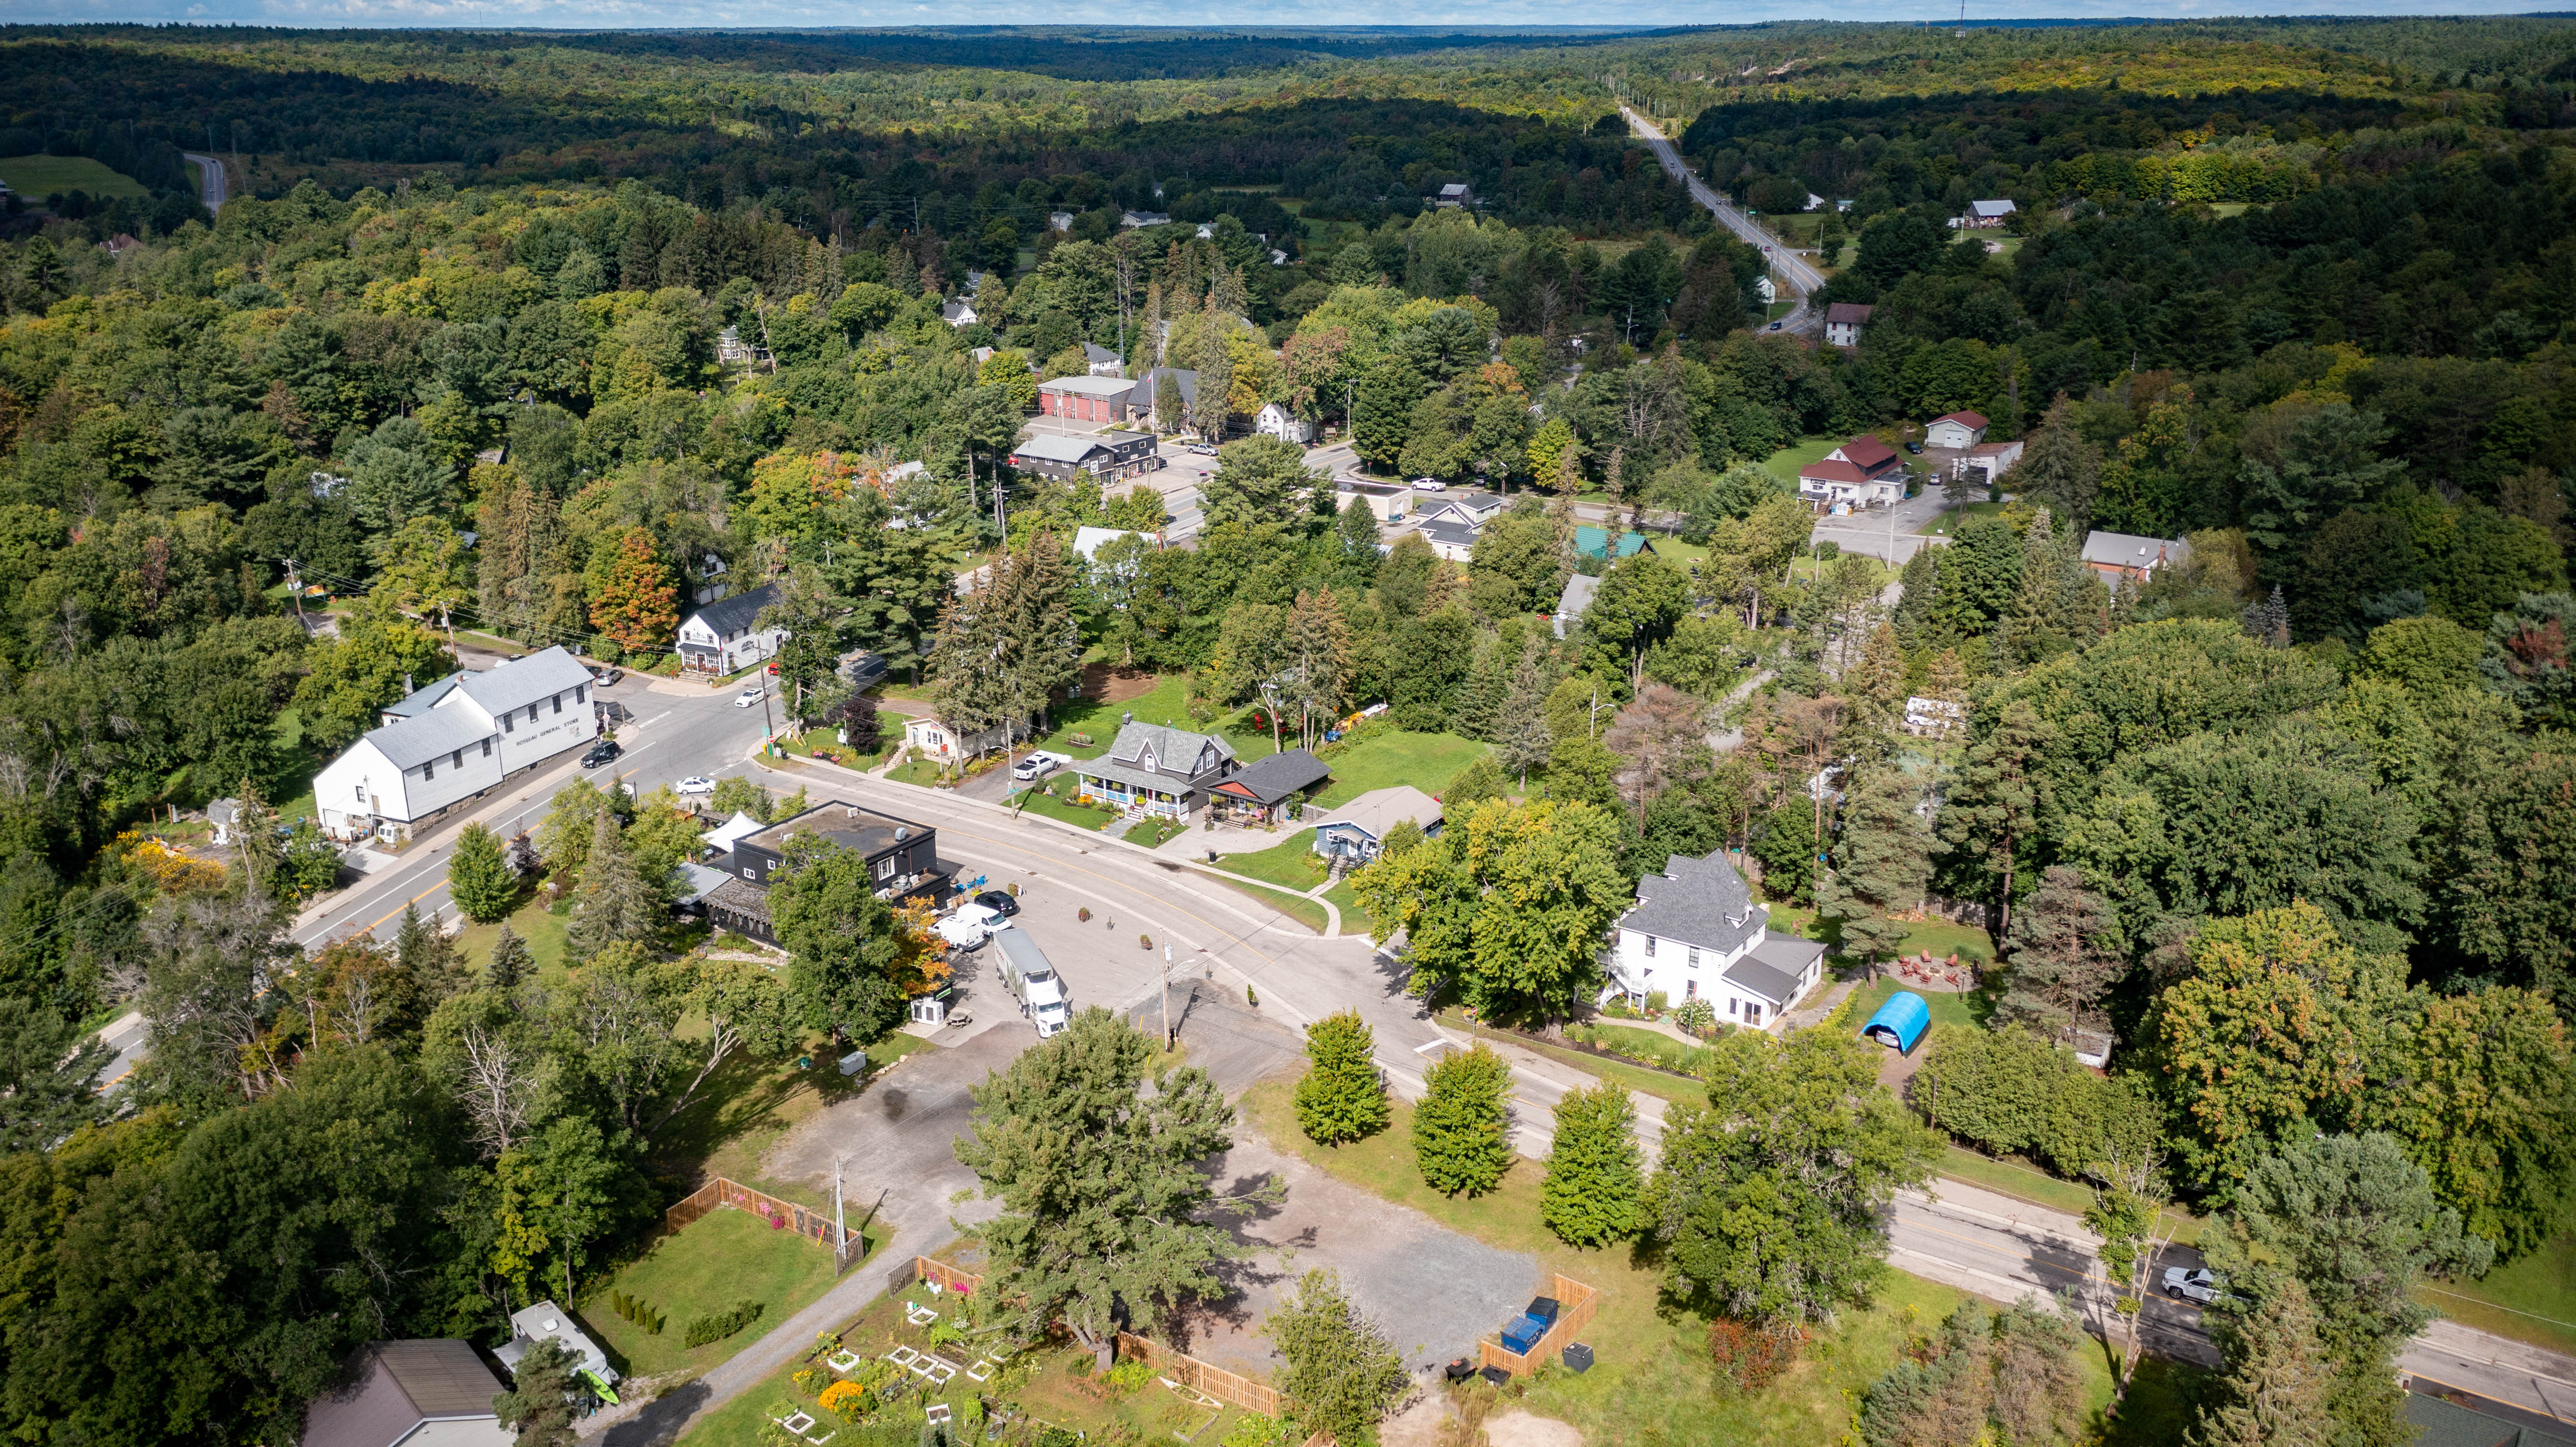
xmin=1454 ymin=631 xmax=1508 ymax=741
xmin=2000 ymin=507 xmax=2106 ymax=667
xmin=565 ymin=811 xmax=662 ymax=962
xmin=2192 ymin=1278 xmax=2335 ymax=1447
xmin=1938 ymin=699 xmax=2051 ymax=937
xmin=1844 ymin=620 xmax=1908 ymax=748
xmin=1444 ymin=754 xmax=1509 ymax=806
xmin=1998 ymin=866 xmax=2120 ymax=1043
xmin=1819 ymin=769 xmax=1932 ymax=965
xmin=393 ymin=901 xmax=466 ymax=1011
xmin=486 ymin=921 xmax=534 ymax=991
xmin=1542 ymin=1083 xmax=1642 ymax=1247
xmin=1352 ymin=356 xmax=1425 ymax=470
xmin=1155 ymin=372 xmax=1185 ymax=433
xmin=1293 ymin=1009 xmax=1389 ymax=1146
xmin=448 ymin=822 xmax=517 ymax=924
xmin=1266 ymin=1269 xmax=1410 ymax=1447
xmin=1493 ymin=638 xmax=1554 ymax=788
xmin=1412 ymin=1042 xmax=1512 ymax=1196
xmin=1191 ymin=320 xmax=1233 ymax=438
xmin=2244 ymin=584 xmax=2292 ymax=648
xmin=2008 ymin=396 xmax=2101 ymax=529
xmin=494 ymin=1340 xmax=585 ymax=1447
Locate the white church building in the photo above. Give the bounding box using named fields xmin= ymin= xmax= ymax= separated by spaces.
xmin=312 ymin=647 xmax=600 ymax=844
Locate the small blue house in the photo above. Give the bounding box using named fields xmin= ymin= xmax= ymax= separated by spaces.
xmin=1860 ymin=992 xmax=1931 ymax=1054
xmin=1312 ymin=786 xmax=1443 ymax=864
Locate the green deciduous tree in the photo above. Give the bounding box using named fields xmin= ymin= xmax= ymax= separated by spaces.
xmin=1646 ymin=1028 xmax=1940 ymax=1327
xmin=956 ymin=1008 xmax=1268 ymax=1369
xmin=767 ymin=834 xmax=906 ymax=1044
xmin=1580 ymin=553 xmax=1691 ymax=690
xmin=291 ymin=600 xmax=458 ymax=754
xmin=1266 ymin=1269 xmax=1410 ymax=1447
xmin=448 ymin=823 xmax=517 ymax=924
xmin=1293 ymin=1009 xmax=1388 ymax=1146
xmin=1542 ymin=1082 xmax=1642 ymax=1248
xmin=0 ymin=999 xmax=111 ymax=1153
xmin=1350 ymin=798 xmax=1628 ymax=1024
xmin=1412 ymin=1041 xmax=1512 ymax=1196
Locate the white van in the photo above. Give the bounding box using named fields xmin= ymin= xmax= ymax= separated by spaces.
xmin=993 ymin=930 xmax=1072 ymax=1038
xmin=935 ymin=903 xmax=1010 ymax=951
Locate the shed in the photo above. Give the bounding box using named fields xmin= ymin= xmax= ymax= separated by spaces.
xmin=1860 ymin=992 xmax=1931 ymax=1053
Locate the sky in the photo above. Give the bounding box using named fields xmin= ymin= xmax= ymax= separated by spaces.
xmin=11 ymin=2 xmax=2572 ymax=29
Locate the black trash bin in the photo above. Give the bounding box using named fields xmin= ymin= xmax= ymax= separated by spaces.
xmin=1478 ymin=1366 xmax=1510 ymax=1388
xmin=1561 ymin=1342 xmax=1594 ymax=1374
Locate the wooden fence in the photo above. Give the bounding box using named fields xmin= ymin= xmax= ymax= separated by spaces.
xmin=903 ymin=1260 xmax=1284 ymax=1417
xmin=667 ymin=1177 xmax=864 ymax=1267
xmin=1476 ymin=1274 xmax=1600 ymax=1377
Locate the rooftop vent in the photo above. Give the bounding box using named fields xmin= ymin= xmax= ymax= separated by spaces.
xmin=895 ymin=827 xmax=911 ymax=841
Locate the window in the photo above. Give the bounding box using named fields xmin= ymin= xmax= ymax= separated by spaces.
xmin=482 ymin=738 xmax=492 ymax=758
xmin=1746 ymin=1004 xmax=1762 ymax=1025
xmin=1728 ymin=998 xmax=1739 ymax=1016
xmin=421 ymin=759 xmax=434 ymax=780
xmin=874 ymin=856 xmax=895 ymax=880
xmin=551 ymin=694 xmax=562 ymax=716
xmin=1687 ymin=946 xmax=1700 ymax=968
xmin=526 ymin=704 xmax=539 ymax=724
xmin=574 ymin=685 xmax=585 ymax=704
xmin=355 ymin=784 xmax=365 ymax=801
xmin=1642 ymin=935 xmax=1657 ymax=958
xmin=1684 ymin=979 xmax=1697 ymax=1000
xmin=743 ymin=866 xmax=756 ymax=879
xmin=504 ymin=713 xmax=515 ymax=734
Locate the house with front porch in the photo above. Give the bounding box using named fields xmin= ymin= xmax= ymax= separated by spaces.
xmin=1071 ymin=720 xmax=1238 ymax=821
xmin=675 ymin=582 xmax=784 ymax=674
xmin=1311 ymin=786 xmax=1443 ymax=866
xmin=1604 ymin=848 xmax=1828 ymax=1033
xmin=1207 ymin=748 xmax=1331 ymax=825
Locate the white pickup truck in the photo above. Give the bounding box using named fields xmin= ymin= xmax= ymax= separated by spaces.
xmin=1011 ymin=750 xmax=1071 ymax=782
xmin=993 ymin=930 xmax=1072 ymax=1038
xmin=934 ymin=903 xmax=1011 ymax=951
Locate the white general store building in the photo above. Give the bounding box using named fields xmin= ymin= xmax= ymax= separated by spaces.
xmin=312 ymin=647 xmax=600 ymax=844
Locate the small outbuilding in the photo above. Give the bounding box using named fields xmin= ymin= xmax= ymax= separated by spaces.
xmin=1860 ymin=991 xmax=1931 ymax=1053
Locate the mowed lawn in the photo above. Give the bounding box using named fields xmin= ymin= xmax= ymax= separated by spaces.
xmin=585 ymin=1206 xmax=854 ymax=1381
xmin=1235 ymin=1081 xmax=2180 ymax=1447
xmin=1312 ymin=729 xmax=1490 ymax=807
xmin=0 ymin=155 xmax=152 ymax=200
xmin=1762 ymin=435 xmax=1841 ymax=488
xmin=1217 ymin=834 xmax=1330 ymax=893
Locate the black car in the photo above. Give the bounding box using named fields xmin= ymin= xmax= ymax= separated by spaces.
xmin=1904 ymin=440 xmax=1925 ymax=454
xmin=582 ymin=739 xmax=622 ymax=768
xmin=973 ymin=890 xmax=1020 ymax=918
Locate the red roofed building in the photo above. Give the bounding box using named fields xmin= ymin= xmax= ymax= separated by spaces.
xmin=1798 ymin=435 xmax=1910 ymax=510
xmin=1925 ymin=412 xmax=1990 ymax=449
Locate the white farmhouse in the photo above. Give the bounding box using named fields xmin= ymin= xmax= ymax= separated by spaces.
xmin=675 ymin=581 xmax=784 ymax=674
xmin=1604 ymin=848 xmax=1829 ymax=1032
xmin=1254 ymin=402 xmax=1316 ymax=444
xmin=312 ymin=647 xmax=599 ymax=844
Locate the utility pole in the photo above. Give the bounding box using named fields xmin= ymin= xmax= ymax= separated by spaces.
xmin=832 ymin=1152 xmax=852 ymax=1268
xmin=282 ymin=557 xmax=306 ymax=626
xmin=1161 ymin=942 xmax=1173 ymax=1047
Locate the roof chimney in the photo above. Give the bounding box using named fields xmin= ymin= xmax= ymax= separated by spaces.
xmin=403 ymin=672 xmax=413 ymax=695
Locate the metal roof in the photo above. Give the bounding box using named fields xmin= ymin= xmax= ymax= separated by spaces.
xmin=364 ymin=703 xmax=497 ymax=771
xmin=1012 ymin=434 xmax=1115 ymax=465
xmin=304 ymin=1341 xmax=502 ymax=1447
xmin=1039 ymin=374 xmax=1135 ymax=399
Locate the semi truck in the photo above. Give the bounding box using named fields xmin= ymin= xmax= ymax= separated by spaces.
xmin=992 ymin=929 xmax=1071 ymax=1038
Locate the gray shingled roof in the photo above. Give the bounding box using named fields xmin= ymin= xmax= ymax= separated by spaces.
xmin=1620 ymin=850 xmax=1764 ymax=958
xmin=1728 ymin=933 xmax=1827 ymax=1006
xmin=1214 ymin=748 xmax=1331 ymax=805
xmin=1106 ymin=720 xmax=1235 ymax=780
xmin=685 ymin=581 xmax=782 ymax=642
xmin=1417 ymin=518 xmax=1480 ymax=551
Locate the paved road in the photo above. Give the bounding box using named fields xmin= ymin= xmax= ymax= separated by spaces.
xmin=1620 ymin=105 xmax=1823 ymax=335
xmin=291 ymin=672 xmax=771 ymax=950
xmin=181 ymin=153 xmax=229 ymax=212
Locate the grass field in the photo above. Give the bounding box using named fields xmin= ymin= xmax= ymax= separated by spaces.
xmin=1321 ymin=879 xmax=1368 ymax=933
xmin=451 ymin=895 xmax=575 ymax=984
xmin=585 ymin=1206 xmax=856 ymax=1381
xmin=1312 ymin=728 xmax=1490 ymax=807
xmin=2421 ymin=1233 xmax=2576 ymax=1357
xmin=1236 ymin=1080 xmax=2184 ymax=1447
xmin=1845 ymin=978 xmax=1993 ymax=1035
xmin=0 ymin=155 xmax=152 ymax=201
xmin=1920 ymin=500 xmax=2010 ymax=536
xmin=1216 ymin=834 xmax=1330 ymax=893
xmin=1028 ymin=674 xmax=1193 ymax=760
xmin=1206 ymin=875 xmax=1329 ymax=934
xmin=1762 ymin=435 xmax=1840 ymax=488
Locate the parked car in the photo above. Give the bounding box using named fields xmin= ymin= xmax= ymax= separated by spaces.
xmin=934 ymin=904 xmax=1011 ymax=950
xmin=676 ymin=775 xmax=716 ymax=795
xmin=2161 ymin=1267 xmax=2225 ymax=1305
xmin=973 ymin=890 xmax=1020 ymax=918
xmin=1410 ymin=477 xmax=1443 ymax=491
xmin=582 ymin=739 xmax=621 ymax=768
xmin=1904 ymin=439 xmax=1925 ymax=454
xmin=589 ymin=667 xmax=624 ymax=685
xmin=1186 ymin=441 xmax=1218 ymax=456
xmin=1011 ymin=750 xmax=1068 ymax=781
xmin=734 ymin=684 xmax=764 ymax=708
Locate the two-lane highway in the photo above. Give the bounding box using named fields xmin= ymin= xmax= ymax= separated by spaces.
xmin=181 ymin=153 xmax=229 ymax=213
xmin=1621 ymin=105 xmax=1826 ymax=334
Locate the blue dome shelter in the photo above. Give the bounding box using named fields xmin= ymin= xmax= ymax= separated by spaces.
xmin=1860 ymin=991 xmax=1931 ymax=1054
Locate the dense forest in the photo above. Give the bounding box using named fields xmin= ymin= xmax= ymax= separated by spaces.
xmin=0 ymin=16 xmax=2571 ymax=1447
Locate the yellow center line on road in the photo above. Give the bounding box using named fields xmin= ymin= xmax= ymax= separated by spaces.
xmin=927 ymin=817 xmax=1285 ymax=978
xmin=1897 ymin=1212 xmax=2208 ymax=1323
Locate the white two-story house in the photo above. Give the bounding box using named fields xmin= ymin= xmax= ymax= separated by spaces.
xmin=1604 ymin=848 xmax=1830 ymax=1033
xmin=675 ymin=581 xmax=784 ymax=675
xmin=313 ymin=647 xmax=600 ymax=844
